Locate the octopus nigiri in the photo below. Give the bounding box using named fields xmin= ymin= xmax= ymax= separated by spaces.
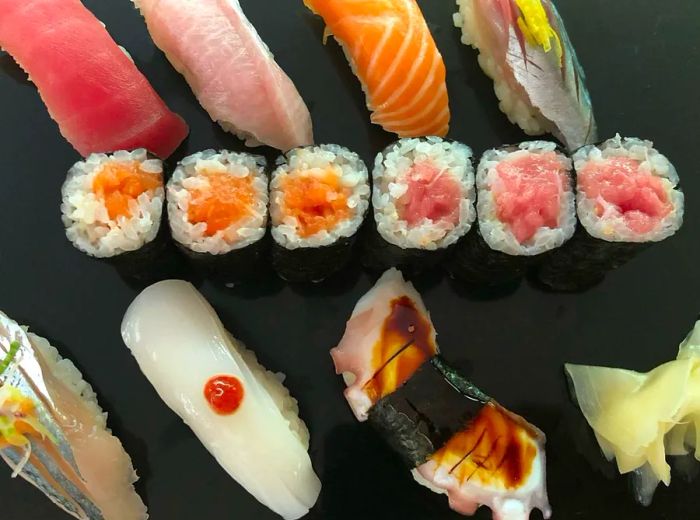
xmin=332 ymin=269 xmax=551 ymax=519
xmin=121 ymin=280 xmax=321 ymax=520
xmin=0 ymin=311 xmax=147 ymax=520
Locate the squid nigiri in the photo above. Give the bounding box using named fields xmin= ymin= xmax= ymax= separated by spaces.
xmin=332 ymin=269 xmax=551 ymax=519
xmin=121 ymin=280 xmax=321 ymax=520
xmin=0 ymin=311 xmax=147 ymax=520
xmin=566 ymin=320 xmax=700 ymax=505
xmin=132 ymin=0 xmax=313 ymax=151
xmin=453 ymin=0 xmax=596 ymax=151
xmin=303 ymin=0 xmax=450 ymax=138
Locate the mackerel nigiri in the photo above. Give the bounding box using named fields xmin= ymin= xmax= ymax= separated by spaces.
xmin=454 ymin=0 xmax=597 ymax=151
xmin=122 ymin=280 xmax=321 ymax=520
xmin=304 ymin=0 xmax=450 ymax=138
xmin=133 ymin=0 xmax=313 ymax=151
xmin=0 ymin=0 xmax=188 ymax=158
xmin=0 ymin=311 xmax=147 ymax=520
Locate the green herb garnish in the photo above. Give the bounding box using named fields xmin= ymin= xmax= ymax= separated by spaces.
xmin=0 ymin=341 xmax=20 ymax=377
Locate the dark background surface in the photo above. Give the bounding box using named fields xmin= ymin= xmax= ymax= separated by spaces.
xmin=1 ymin=0 xmax=699 ymax=518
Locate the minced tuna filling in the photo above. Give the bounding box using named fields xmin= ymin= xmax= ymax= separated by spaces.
xmin=281 ymin=169 xmax=352 ymax=238
xmin=187 ymin=171 xmax=256 ymax=236
xmin=578 ymin=157 xmax=672 ymax=234
xmin=396 ymin=161 xmax=461 ymax=226
xmin=92 ymin=161 xmax=161 ymax=220
xmin=492 ymin=152 xmax=565 ymax=244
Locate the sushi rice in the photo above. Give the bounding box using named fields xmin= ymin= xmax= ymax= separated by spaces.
xmin=477 ymin=141 xmax=576 ymax=256
xmin=61 ymin=149 xmax=164 ymax=258
xmin=373 ymin=137 xmax=476 ymax=251
xmin=575 ymin=135 xmax=684 ymax=243
xmin=270 ymin=144 xmax=370 ymax=249
xmin=168 ymin=150 xmax=268 ymax=255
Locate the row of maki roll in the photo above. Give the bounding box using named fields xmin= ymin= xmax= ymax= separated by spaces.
xmin=447 ymin=141 xmax=575 ymax=285
xmin=538 ymin=135 xmax=684 ymax=291
xmin=270 ymin=144 xmax=370 ymax=283
xmin=363 ymin=137 xmax=476 ymax=274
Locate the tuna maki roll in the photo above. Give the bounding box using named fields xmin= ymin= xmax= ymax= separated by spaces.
xmin=363 ymin=137 xmax=476 ymax=274
xmin=270 ymin=144 xmax=370 ymax=282
xmin=448 ymin=141 xmax=575 ymax=285
xmin=61 ymin=149 xmax=170 ymax=281
xmin=168 ymin=150 xmax=270 ymax=284
xmin=539 ymin=135 xmax=684 ymax=291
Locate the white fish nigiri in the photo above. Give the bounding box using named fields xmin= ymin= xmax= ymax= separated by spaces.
xmin=121 ymin=280 xmax=321 ymax=520
xmin=0 ymin=311 xmax=147 ymax=520
xmin=132 ymin=0 xmax=313 ymax=151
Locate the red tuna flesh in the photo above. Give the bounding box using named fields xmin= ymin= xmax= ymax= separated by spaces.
xmin=578 ymin=157 xmax=672 ymax=234
xmin=397 ymin=162 xmax=461 ymax=226
xmin=492 ymin=152 xmax=566 ymax=244
xmin=0 ymin=0 xmax=188 ymax=158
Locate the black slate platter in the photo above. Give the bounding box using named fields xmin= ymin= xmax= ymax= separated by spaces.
xmin=1 ymin=0 xmax=700 ymax=519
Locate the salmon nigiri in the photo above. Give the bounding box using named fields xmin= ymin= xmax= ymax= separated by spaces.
xmin=304 ymin=0 xmax=450 ymax=138
xmin=0 ymin=0 xmax=188 ymax=159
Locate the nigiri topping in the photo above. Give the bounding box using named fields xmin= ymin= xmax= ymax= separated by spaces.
xmin=92 ymin=160 xmax=162 ymax=220
xmin=363 ymin=295 xmax=437 ymax=403
xmin=281 ymin=169 xmax=352 ymax=238
xmin=515 ymin=0 xmax=562 ymax=59
xmin=0 ymin=385 xmax=55 ymax=449
xmin=187 ymin=171 xmax=256 ymax=236
xmin=566 ymin=320 xmax=700 ymax=505
xmin=492 ymin=151 xmax=567 ymax=244
xmin=397 ymin=162 xmax=461 ymax=227
xmin=578 ymin=157 xmax=673 ymax=235
xmin=204 ymin=375 xmax=245 ymax=415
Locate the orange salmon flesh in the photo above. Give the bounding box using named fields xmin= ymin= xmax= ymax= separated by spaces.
xmin=187 ymin=171 xmax=256 ymax=236
xmin=92 ymin=161 xmax=161 ymax=220
xmin=281 ymin=169 xmax=352 ymax=238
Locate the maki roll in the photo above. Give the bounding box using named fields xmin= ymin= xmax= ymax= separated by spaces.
xmin=168 ymin=150 xmax=269 ymax=284
xmin=270 ymin=144 xmax=370 ymax=283
xmin=364 ymin=137 xmax=476 ymax=274
xmin=448 ymin=141 xmax=575 ymax=285
xmin=331 ymin=269 xmax=551 ymax=519
xmin=61 ymin=149 xmax=170 ymax=281
xmin=539 ymin=135 xmax=684 ymax=291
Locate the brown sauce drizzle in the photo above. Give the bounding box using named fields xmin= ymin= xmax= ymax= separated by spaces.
xmin=430 ymin=403 xmax=537 ymax=489
xmin=363 ymin=296 xmax=437 ymax=403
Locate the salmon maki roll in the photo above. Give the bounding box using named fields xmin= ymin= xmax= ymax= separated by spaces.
xmin=270 ymin=145 xmax=370 ymax=282
xmin=303 ymin=0 xmax=450 ymax=138
xmin=168 ymin=150 xmax=270 ymax=284
xmin=539 ymin=135 xmax=684 ymax=291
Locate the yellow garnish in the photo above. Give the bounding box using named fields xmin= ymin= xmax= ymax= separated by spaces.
xmin=0 ymin=385 xmax=55 ymax=449
xmin=515 ymin=0 xmax=563 ymax=61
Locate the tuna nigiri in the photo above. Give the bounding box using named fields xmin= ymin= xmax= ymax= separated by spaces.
xmin=121 ymin=280 xmax=321 ymax=520
xmin=332 ymin=269 xmax=551 ymax=519
xmin=0 ymin=311 xmax=147 ymax=520
xmin=0 ymin=0 xmax=188 ymax=158
xmin=453 ymin=0 xmax=596 ymax=151
xmin=304 ymin=0 xmax=450 ymax=138
xmin=133 ymin=0 xmax=313 ymax=151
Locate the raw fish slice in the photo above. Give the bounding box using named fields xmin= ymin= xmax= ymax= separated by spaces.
xmin=454 ymin=0 xmax=596 ymax=151
xmin=413 ymin=403 xmax=551 ymax=520
xmin=566 ymin=319 xmax=700 ymax=505
xmin=133 ymin=0 xmax=313 ymax=151
xmin=121 ymin=280 xmax=321 ymax=520
xmin=0 ymin=0 xmax=188 ymax=158
xmin=0 ymin=312 xmax=147 ymax=520
xmin=331 ymin=268 xmax=438 ymax=421
xmin=304 ymin=0 xmax=450 ymax=137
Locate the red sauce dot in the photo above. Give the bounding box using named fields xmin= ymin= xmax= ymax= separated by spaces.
xmin=204 ymin=375 xmax=244 ymax=415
